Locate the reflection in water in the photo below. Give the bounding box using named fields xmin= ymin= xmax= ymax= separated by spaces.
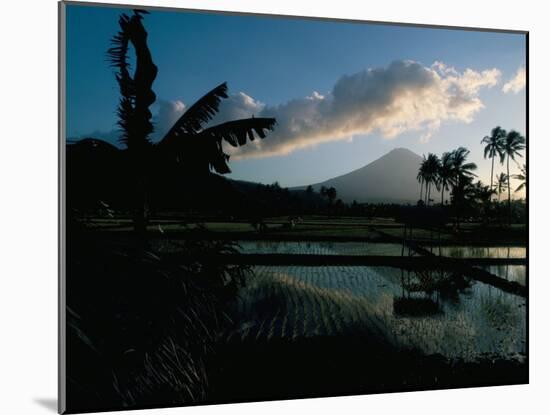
xmin=478 ymin=265 xmax=526 ymax=286
xmin=236 ymin=241 xmax=526 ymax=260
xmin=236 ymin=266 xmax=526 ymax=363
xmin=438 ymin=246 xmax=526 ymax=259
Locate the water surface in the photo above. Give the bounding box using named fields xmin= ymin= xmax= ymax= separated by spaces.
xmin=235 ymin=265 xmax=526 ymax=362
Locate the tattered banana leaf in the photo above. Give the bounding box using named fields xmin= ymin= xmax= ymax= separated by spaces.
xmin=200 ymin=117 xmax=276 ymax=147
xmin=161 ymin=82 xmax=229 ymax=145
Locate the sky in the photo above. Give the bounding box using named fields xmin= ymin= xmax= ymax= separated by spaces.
xmin=65 ymin=4 xmax=527 ymax=193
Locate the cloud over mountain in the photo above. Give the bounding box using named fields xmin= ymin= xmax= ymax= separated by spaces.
xmin=74 ymin=60 xmax=501 ymax=155
xmin=213 ymin=60 xmax=500 ymax=158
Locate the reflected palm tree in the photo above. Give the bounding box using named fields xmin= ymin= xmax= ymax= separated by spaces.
xmin=481 ymin=126 xmax=506 ymax=191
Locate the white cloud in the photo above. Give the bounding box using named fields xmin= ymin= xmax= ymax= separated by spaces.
xmin=209 ymin=92 xmax=265 ymax=125
xmin=150 ymin=99 xmax=186 ymax=140
xmin=79 ymin=60 xmax=501 ymax=155
xmin=218 ymin=60 xmax=501 ymax=159
xmin=502 ymin=67 xmax=526 ymax=94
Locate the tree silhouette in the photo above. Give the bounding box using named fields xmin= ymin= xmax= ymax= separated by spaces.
xmin=471 ymin=180 xmax=496 ymax=220
xmin=438 ymin=152 xmax=454 ymax=205
xmin=513 ymin=164 xmax=526 ymax=193
xmin=417 ymin=156 xmax=427 ymax=202
xmin=495 ymin=172 xmax=508 ymax=201
xmin=450 ymin=147 xmax=477 ymax=184
xmin=449 ymin=147 xmax=477 ymax=229
xmin=157 ymin=83 xmax=275 ymax=175
xmin=327 ymin=187 xmax=337 ymax=205
xmin=481 ymin=126 xmax=506 ymax=191
xmin=102 ymin=10 xmax=276 ymax=235
xmin=107 ymin=9 xmax=158 ymax=237
xmin=450 ymin=175 xmax=476 ymax=229
xmin=502 ymin=130 xmax=525 ymax=223
xmin=421 ymin=153 xmax=440 ymax=206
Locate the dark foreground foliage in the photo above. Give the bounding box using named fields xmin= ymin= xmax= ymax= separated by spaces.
xmin=65 ymin=222 xmax=249 ymax=413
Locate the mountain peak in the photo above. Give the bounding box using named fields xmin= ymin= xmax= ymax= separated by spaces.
xmin=304 ymin=147 xmax=423 ymax=203
xmin=386 ymin=147 xmax=420 ymax=157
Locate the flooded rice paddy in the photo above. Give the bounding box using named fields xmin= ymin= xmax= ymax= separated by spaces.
xmin=233 ymin=265 xmax=526 ymax=363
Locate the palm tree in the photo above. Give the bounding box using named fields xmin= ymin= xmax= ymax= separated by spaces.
xmin=471 ymin=180 xmax=496 ymax=220
xmin=513 ymin=163 xmax=527 ymax=193
xmin=502 ymin=131 xmax=526 ymax=223
xmin=449 ymin=147 xmax=477 ymax=229
xmin=495 ymin=172 xmax=508 ymax=201
xmin=105 ymin=10 xmax=276 ymax=235
xmin=450 ymin=147 xmax=478 ymax=184
xmin=438 ymin=152 xmax=454 ymax=205
xmin=481 ymin=126 xmax=506 ymax=191
xmin=417 ymin=156 xmax=427 ymax=202
xmin=450 ymin=175 xmax=478 ymax=229
xmin=422 ymin=153 xmax=440 ymax=206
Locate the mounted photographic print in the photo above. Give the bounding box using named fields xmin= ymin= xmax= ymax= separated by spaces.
xmin=59 ymin=1 xmax=528 ymax=413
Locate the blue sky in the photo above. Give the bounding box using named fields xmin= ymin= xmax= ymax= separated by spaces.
xmin=66 ymin=4 xmax=526 ymax=190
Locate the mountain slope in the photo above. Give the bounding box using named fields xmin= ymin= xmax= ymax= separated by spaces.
xmin=302 ymin=148 xmax=423 ymax=203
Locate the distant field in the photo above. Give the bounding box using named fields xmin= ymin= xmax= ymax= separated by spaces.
xmin=78 ymin=215 xmax=526 ymax=245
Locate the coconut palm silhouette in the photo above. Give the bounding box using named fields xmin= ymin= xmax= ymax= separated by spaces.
xmin=502 ymin=130 xmax=525 ymax=223
xmin=513 ymin=164 xmax=526 ymax=193
xmin=438 ymin=152 xmax=454 ymax=205
xmin=418 ymin=153 xmax=440 ymax=206
xmin=495 ymin=172 xmax=508 ymax=201
xmin=481 ymin=126 xmax=506 ymax=191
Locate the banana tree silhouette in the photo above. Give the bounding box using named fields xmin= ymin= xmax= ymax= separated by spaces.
xmin=157 ymin=82 xmax=275 ymax=175
xmin=105 ymin=10 xmax=275 ymax=236
xmin=481 ymin=126 xmax=506 ymax=191
xmin=107 ymin=9 xmax=157 ymax=237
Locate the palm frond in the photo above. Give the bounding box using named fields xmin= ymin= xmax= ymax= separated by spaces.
xmin=161 ymin=83 xmax=229 ymax=145
xmin=201 ymin=117 xmax=277 ymax=147
xmin=462 ymin=162 xmax=478 ymax=174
